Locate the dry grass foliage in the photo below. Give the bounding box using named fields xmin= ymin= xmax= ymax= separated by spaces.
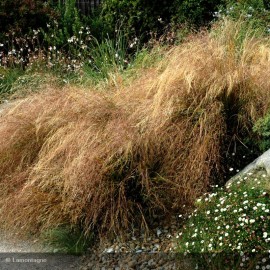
xmin=1 ymin=20 xmax=270 ymax=237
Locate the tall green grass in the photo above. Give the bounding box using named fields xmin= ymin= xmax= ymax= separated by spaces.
xmin=41 ymin=226 xmax=94 ymax=255
xmin=0 ymin=68 xmax=24 ymax=98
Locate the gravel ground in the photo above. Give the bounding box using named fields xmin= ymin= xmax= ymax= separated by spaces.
xmin=77 ymin=216 xmax=195 ymax=270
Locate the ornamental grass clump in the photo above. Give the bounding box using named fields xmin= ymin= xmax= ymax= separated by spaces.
xmin=0 ymin=19 xmax=270 ymax=238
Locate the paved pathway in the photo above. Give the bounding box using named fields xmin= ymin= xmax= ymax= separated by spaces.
xmin=0 ymin=253 xmax=80 ymax=270
xmin=0 ymin=232 xmax=81 ymax=270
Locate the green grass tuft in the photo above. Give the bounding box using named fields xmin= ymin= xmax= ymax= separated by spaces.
xmin=41 ymin=226 xmax=94 ymax=255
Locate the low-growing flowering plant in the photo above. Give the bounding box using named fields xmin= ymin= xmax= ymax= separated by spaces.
xmin=177 ymin=174 xmax=270 ymax=268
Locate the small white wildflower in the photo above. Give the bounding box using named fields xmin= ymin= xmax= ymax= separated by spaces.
xmin=106 ymin=247 xmax=114 ymax=253
xmin=156 ymin=229 xmax=162 ymax=236
xmin=263 ymin=232 xmax=268 ymax=238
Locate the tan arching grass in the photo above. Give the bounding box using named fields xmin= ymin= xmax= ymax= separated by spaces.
xmin=1 ymin=19 xmax=270 ymax=238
